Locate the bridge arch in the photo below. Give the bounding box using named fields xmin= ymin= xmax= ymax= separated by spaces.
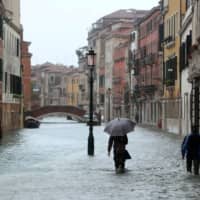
xmin=25 ymin=106 xmax=87 ymax=121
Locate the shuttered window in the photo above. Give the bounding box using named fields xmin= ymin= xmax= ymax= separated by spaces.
xmin=10 ymin=74 xmax=22 ymax=95
xmin=165 ymin=56 xmax=177 ymax=86
xmin=180 ymin=42 xmax=186 ymax=71
xmin=0 ymin=17 xmax=3 ymax=39
xmin=186 ymin=31 xmax=192 ymax=65
xmin=0 ymin=59 xmax=2 ymax=81
xmin=159 ymin=24 xmax=164 ymax=51
xmin=5 ymin=72 xmax=7 ymax=92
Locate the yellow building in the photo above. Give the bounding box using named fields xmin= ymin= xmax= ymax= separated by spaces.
xmin=162 ymin=0 xmax=186 ymax=98
xmin=66 ymin=72 xmax=80 ymax=106
xmin=161 ymin=0 xmax=186 ymax=134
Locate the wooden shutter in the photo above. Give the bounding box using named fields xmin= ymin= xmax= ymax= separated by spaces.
xmin=0 ymin=58 xmax=2 ymax=81
xmin=0 ymin=17 xmax=3 ymax=39
xmin=180 ymin=43 xmax=185 ymax=71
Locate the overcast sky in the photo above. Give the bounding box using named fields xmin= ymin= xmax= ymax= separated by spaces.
xmin=21 ymin=0 xmax=159 ymax=66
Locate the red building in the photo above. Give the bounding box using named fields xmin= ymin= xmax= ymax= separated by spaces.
xmin=0 ymin=23 xmax=3 ymax=137
xmin=21 ymin=40 xmax=32 ymax=112
xmin=134 ymin=6 xmax=163 ymax=125
xmin=113 ymin=41 xmax=129 ymax=117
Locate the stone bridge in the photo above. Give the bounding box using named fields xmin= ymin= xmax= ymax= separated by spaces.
xmin=25 ymin=105 xmax=87 ymax=122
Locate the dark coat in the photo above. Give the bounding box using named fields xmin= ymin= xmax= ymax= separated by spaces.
xmin=108 ymin=135 xmax=128 ymax=153
xmin=108 ymin=135 xmax=129 ymax=165
xmin=182 ymin=133 xmax=200 ymax=160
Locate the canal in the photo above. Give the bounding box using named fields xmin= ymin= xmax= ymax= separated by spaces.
xmin=0 ymin=117 xmax=200 ymax=200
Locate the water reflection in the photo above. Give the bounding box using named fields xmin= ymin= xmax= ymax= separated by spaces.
xmin=40 ymin=116 xmax=78 ymax=124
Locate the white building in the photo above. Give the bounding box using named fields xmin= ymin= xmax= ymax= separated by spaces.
xmin=1 ymin=0 xmax=22 ymax=130
xmin=180 ymin=1 xmax=193 ymax=136
xmin=188 ymin=0 xmax=200 ymax=132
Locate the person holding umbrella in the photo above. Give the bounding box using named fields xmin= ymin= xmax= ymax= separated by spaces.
xmin=104 ymin=118 xmax=135 ymax=173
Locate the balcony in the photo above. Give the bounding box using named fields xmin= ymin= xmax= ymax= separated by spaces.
xmin=79 ymin=84 xmax=85 ymax=92
xmin=144 ymin=54 xmax=155 ymax=65
xmin=165 ymin=79 xmax=175 ymax=87
xmin=134 ymin=84 xmax=140 ymax=95
xmin=163 ymin=36 xmax=175 ymax=48
xmin=133 ymin=66 xmax=139 ymax=76
xmin=140 ymin=84 xmax=157 ymax=93
xmin=160 ymin=0 xmax=169 ymax=15
xmin=113 ymin=77 xmax=122 ymax=84
xmin=139 ymin=59 xmax=145 ymax=67
xmin=133 ymin=59 xmax=140 ymax=66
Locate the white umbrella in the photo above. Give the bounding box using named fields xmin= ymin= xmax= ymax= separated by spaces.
xmin=104 ymin=118 xmax=136 ymax=136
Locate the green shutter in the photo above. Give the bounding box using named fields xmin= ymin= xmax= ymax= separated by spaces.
xmin=0 ymin=16 xmax=3 ymax=39
xmin=0 ymin=59 xmax=2 ymax=81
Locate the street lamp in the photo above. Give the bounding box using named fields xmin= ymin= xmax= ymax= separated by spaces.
xmin=87 ymin=48 xmax=96 ymax=156
xmin=107 ymin=88 xmax=111 ymax=121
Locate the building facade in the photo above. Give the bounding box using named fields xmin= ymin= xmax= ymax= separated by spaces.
xmin=66 ymin=70 xmax=80 ymax=107
xmin=133 ymin=6 xmax=163 ymax=127
xmin=88 ymin=9 xmax=148 ymax=121
xmin=188 ymin=0 xmax=200 ymax=133
xmin=76 ymin=46 xmax=89 ymax=111
xmin=21 ymin=34 xmax=32 ymax=112
xmin=31 ymin=63 xmax=70 ymax=109
xmin=180 ymin=0 xmax=193 ymax=135
xmin=161 ymin=0 xmax=186 ymax=134
xmin=113 ymin=41 xmax=129 ymax=119
xmin=0 ymin=0 xmax=23 ymax=131
xmin=44 ymin=71 xmax=67 ymax=106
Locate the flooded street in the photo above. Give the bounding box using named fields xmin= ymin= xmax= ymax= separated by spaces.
xmin=0 ymin=117 xmax=200 ymax=200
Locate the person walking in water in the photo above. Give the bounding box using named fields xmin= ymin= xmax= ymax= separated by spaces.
xmin=135 ymin=112 xmax=139 ymax=124
xmin=108 ymin=135 xmax=128 ymax=173
xmin=182 ymin=125 xmax=200 ymax=175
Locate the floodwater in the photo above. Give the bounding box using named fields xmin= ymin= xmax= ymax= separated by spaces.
xmin=0 ymin=117 xmax=199 ymax=200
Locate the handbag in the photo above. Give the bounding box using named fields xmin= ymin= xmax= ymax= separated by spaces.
xmin=124 ymin=149 xmax=131 ymax=159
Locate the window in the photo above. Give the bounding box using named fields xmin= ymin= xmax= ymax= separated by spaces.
xmin=147 ymin=20 xmax=152 ymax=33
xmin=0 ymin=17 xmax=3 ymax=39
xmin=99 ymin=75 xmax=105 ymax=87
xmin=175 ymin=13 xmax=178 ymax=35
xmin=100 ymin=94 xmax=105 ymax=104
xmin=10 ymin=74 xmax=22 ymax=95
xmin=164 ymin=13 xmax=178 ymax=43
xmin=5 ymin=72 xmax=7 ymax=92
xmin=165 ymin=56 xmax=177 ymax=86
xmin=0 ymin=59 xmax=3 ymax=81
xmin=50 ymin=76 xmax=54 ymax=83
xmin=131 ymin=32 xmax=136 ymax=41
xmin=186 ymin=0 xmax=191 ymax=10
xmin=16 ymin=38 xmax=20 ymax=57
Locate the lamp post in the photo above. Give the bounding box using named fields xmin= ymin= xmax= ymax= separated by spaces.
xmin=107 ymin=88 xmax=111 ymax=121
xmin=87 ymin=48 xmax=96 ymax=156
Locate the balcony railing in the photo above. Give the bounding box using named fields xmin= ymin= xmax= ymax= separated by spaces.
xmin=113 ymin=77 xmax=122 ymax=84
xmin=139 ymin=59 xmax=145 ymax=66
xmin=133 ymin=59 xmax=140 ymax=66
xmin=139 ymin=84 xmax=157 ymax=93
xmin=144 ymin=54 xmax=155 ymax=65
xmin=160 ymin=0 xmax=169 ymax=14
xmin=165 ymin=79 xmax=175 ymax=87
xmin=163 ymin=36 xmax=175 ymax=48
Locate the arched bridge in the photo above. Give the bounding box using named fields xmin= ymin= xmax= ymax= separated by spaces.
xmin=25 ymin=105 xmax=87 ymax=121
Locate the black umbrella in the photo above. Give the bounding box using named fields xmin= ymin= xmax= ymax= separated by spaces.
xmin=104 ymin=118 xmax=136 ymax=136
